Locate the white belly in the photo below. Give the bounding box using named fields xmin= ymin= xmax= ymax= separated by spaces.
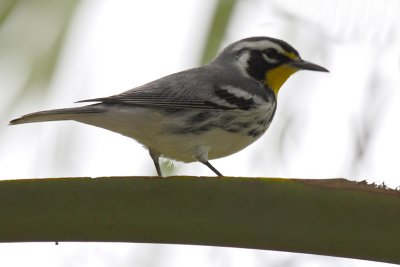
xmin=76 ymin=105 xmax=275 ymax=162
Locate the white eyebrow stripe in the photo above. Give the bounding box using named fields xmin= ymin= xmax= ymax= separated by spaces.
xmin=233 ymin=40 xmax=285 ymax=54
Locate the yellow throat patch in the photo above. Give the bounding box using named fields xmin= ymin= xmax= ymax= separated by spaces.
xmin=265 ymin=65 xmax=298 ymax=96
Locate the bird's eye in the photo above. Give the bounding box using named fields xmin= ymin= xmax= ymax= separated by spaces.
xmin=264 ymin=48 xmax=278 ymax=59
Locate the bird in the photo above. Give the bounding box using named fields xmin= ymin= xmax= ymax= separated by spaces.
xmin=9 ymin=36 xmax=328 ymax=176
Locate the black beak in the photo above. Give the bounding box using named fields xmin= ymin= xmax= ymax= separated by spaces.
xmin=289 ymin=59 xmax=329 ymax=72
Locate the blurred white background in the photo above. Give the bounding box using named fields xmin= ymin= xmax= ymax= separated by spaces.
xmin=0 ymin=0 xmax=399 ymax=266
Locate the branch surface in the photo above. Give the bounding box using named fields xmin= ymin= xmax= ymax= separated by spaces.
xmin=0 ymin=177 xmax=399 ymax=264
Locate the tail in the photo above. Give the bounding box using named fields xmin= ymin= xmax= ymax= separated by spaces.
xmin=9 ymin=105 xmax=103 ymax=125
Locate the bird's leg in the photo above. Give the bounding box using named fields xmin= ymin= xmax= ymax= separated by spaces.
xmin=149 ymin=150 xmax=162 ymax=176
xmin=202 ymin=161 xmax=223 ymax=177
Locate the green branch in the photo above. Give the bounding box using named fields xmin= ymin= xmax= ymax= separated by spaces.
xmin=0 ymin=177 xmax=399 ymax=264
xmin=200 ymin=0 xmax=237 ymax=64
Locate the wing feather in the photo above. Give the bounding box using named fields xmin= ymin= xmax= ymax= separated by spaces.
xmin=77 ymin=67 xmax=259 ymax=110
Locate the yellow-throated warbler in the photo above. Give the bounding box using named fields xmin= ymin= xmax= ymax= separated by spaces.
xmin=10 ymin=37 xmax=328 ymax=176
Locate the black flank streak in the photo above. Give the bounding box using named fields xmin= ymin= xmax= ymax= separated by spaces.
xmin=234 ymin=122 xmax=252 ymax=129
xmin=191 ymin=125 xmax=213 ymax=134
xmin=257 ymin=119 xmax=267 ymax=127
xmin=224 ymin=128 xmax=241 ymax=133
xmin=248 ymin=129 xmax=262 ymax=138
xmin=188 ymin=112 xmax=213 ymax=124
xmin=174 ymin=123 xmax=214 ymax=135
xmin=162 ymin=107 xmax=185 ymax=114
xmin=221 ymin=115 xmax=235 ymax=124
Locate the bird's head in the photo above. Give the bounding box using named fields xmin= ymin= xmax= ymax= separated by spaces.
xmin=215 ymin=37 xmax=329 ymax=95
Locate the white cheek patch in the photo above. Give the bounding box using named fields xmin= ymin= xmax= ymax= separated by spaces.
xmin=235 ymin=51 xmax=251 ymax=78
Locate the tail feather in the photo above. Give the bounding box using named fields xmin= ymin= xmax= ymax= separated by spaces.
xmin=9 ymin=105 xmax=103 ymax=125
